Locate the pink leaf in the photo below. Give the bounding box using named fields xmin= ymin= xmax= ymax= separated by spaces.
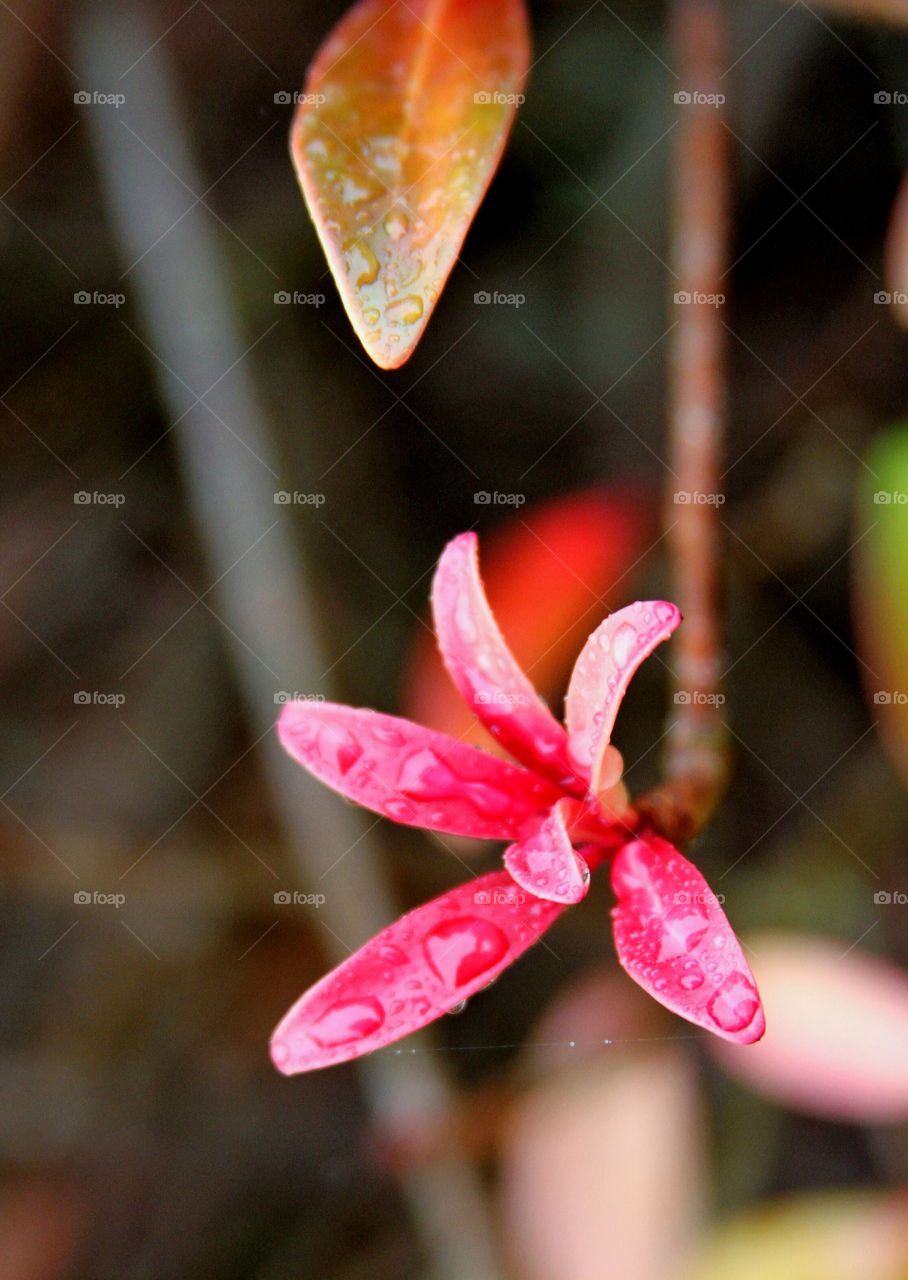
xmin=432 ymin=532 xmax=580 ymax=790
xmin=501 ymin=1050 xmax=706 ymax=1280
xmin=503 ymin=800 xmax=589 ymax=904
xmin=710 ymin=933 xmax=908 ymax=1122
xmin=270 ymin=869 xmax=565 ymax=1073
xmin=610 ymin=835 xmax=765 ymax=1045
xmin=404 ymin=488 xmax=654 ymax=755
xmin=565 ymin=602 xmax=681 ymax=793
xmin=278 ymin=700 xmax=558 ymax=839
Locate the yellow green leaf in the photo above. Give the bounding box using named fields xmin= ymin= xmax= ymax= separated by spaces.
xmin=854 ymin=423 xmax=908 ymax=783
xmin=682 ymin=1191 xmax=908 ymax=1280
xmin=290 ymin=0 xmax=530 ymax=369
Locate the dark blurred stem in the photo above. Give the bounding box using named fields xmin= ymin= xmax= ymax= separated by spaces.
xmin=638 ymin=0 xmax=730 ymax=845
xmin=77 ymin=7 xmax=504 ymax=1277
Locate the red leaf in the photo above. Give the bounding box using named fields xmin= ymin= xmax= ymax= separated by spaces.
xmin=271 ymin=869 xmax=564 ymax=1073
xmin=610 ymin=835 xmax=765 ymax=1045
xmin=565 ymin=601 xmax=681 ymax=793
xmin=290 ymin=0 xmax=530 ymax=368
xmin=404 ymin=488 xmax=654 ymax=751
xmin=432 ymin=532 xmax=579 ymax=789
xmin=277 ymin=699 xmax=558 ymax=839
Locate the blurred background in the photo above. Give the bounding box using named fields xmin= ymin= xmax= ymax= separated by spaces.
xmin=3 ymin=0 xmax=908 ymax=1276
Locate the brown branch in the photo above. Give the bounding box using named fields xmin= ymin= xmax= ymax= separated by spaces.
xmin=637 ymin=0 xmax=731 ymax=845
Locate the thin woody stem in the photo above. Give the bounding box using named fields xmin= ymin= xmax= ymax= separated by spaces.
xmin=638 ymin=0 xmax=730 ymax=843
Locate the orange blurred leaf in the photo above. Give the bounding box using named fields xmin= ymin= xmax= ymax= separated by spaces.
xmin=404 ymin=488 xmax=653 ymax=747
xmin=0 ymin=1181 xmax=83 ymax=1280
xmin=710 ymin=933 xmax=908 ymax=1123
xmin=291 ymin=0 xmax=530 ymax=369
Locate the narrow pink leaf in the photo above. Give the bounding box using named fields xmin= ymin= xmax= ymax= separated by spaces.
xmin=565 ymin=602 xmax=681 ymax=793
xmin=503 ymin=800 xmax=589 ymax=904
xmin=610 ymin=835 xmax=765 ymax=1045
xmin=290 ymin=0 xmax=531 ymax=369
xmin=271 ymin=869 xmax=565 ymax=1073
xmin=432 ymin=533 xmax=581 ymax=790
xmin=278 ymin=700 xmax=558 ymax=839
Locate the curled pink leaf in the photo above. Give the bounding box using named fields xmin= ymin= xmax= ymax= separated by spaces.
xmin=432 ymin=532 xmax=580 ymax=790
xmin=278 ymin=700 xmax=559 ymax=840
xmin=610 ymin=835 xmax=765 ymax=1045
xmin=565 ymin=601 xmax=681 ymax=793
xmin=504 ymin=799 xmax=589 ymax=904
xmin=270 ymin=869 xmax=565 ymax=1074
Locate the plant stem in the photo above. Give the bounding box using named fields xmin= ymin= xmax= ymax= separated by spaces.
xmin=78 ymin=9 xmax=505 ymax=1277
xmin=638 ymin=0 xmax=730 ymax=844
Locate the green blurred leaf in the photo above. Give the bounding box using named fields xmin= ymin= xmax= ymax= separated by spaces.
xmin=854 ymin=423 xmax=908 ymax=784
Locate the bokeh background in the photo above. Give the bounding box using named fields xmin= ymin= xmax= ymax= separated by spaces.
xmin=3 ymin=0 xmax=908 ymax=1276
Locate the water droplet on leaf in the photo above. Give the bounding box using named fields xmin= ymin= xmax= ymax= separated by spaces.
xmin=309 ymin=996 xmax=385 ymax=1048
